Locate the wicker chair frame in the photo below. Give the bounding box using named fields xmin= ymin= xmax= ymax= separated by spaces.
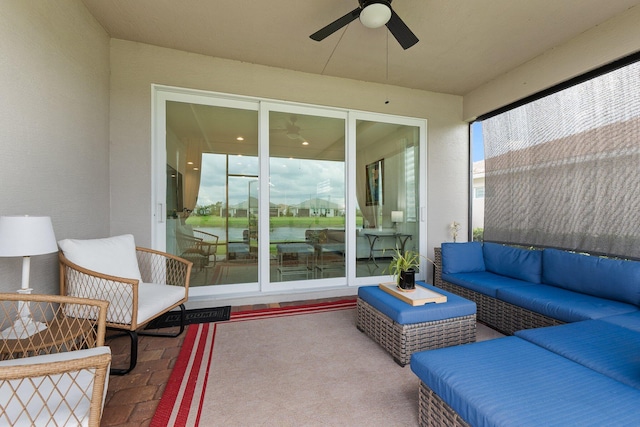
xmin=0 ymin=293 xmax=110 ymax=427
xmin=59 ymin=246 xmax=192 ymax=374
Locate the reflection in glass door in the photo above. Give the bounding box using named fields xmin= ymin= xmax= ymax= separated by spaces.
xmin=165 ymin=101 xmax=258 ymax=287
xmin=268 ymin=111 xmax=346 ymax=283
xmin=156 ymin=87 xmax=426 ymax=298
xmin=355 ymin=120 xmax=420 ymax=279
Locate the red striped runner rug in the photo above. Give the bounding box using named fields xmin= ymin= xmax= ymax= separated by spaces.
xmin=150 ymin=299 xmax=357 ymax=427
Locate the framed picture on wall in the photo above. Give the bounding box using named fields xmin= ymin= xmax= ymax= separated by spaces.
xmin=366 ymin=159 xmax=384 ymax=206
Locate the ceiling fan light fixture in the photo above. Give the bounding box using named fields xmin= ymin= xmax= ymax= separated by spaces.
xmin=359 ymin=2 xmax=391 ymax=29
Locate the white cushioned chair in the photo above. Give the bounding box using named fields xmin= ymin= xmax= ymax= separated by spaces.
xmin=58 ymin=234 xmax=192 ymax=375
xmin=175 ymin=225 xmax=219 ymax=285
xmin=0 ymin=293 xmax=111 ymax=427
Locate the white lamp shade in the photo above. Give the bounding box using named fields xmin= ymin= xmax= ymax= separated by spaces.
xmin=0 ymin=216 xmax=58 ymax=257
xmin=391 ymin=211 xmax=404 ymax=223
xmin=360 ymin=3 xmax=392 ymax=29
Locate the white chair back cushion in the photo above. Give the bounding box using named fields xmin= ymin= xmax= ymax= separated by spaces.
xmin=58 ymin=234 xmax=142 ymax=282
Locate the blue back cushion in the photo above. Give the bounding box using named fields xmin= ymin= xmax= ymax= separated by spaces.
xmin=483 ymin=242 xmax=543 ymax=283
xmin=441 ymin=242 xmax=485 ymax=274
xmin=542 ymin=249 xmax=640 ymax=306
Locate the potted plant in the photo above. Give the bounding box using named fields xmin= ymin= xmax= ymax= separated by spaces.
xmin=387 ymin=249 xmax=421 ymax=291
xmin=386 ymin=249 xmax=437 ymax=291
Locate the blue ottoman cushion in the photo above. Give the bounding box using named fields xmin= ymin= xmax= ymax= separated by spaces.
xmin=357 ymin=283 xmax=476 ymax=325
xmin=411 ymin=336 xmax=640 ymax=427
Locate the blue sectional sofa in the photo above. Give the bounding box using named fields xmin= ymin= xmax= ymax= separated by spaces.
xmin=434 ymin=242 xmax=640 ymax=335
xmin=409 ymin=242 xmax=640 ymax=426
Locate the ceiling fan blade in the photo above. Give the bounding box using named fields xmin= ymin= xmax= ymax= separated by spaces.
xmin=310 ymin=7 xmax=361 ymax=41
xmin=386 ymin=9 xmax=419 ymax=49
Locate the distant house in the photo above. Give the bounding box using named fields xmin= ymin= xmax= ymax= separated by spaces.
xmin=290 ymin=198 xmax=344 ymax=217
xmin=228 ymin=197 xmax=277 ymax=218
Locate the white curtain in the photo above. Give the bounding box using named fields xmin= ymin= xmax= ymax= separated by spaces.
xmin=183 ymin=138 xmax=204 ymax=212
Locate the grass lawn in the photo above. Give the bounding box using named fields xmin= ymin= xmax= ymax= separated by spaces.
xmin=186 ymin=215 xmax=358 ymax=228
xmin=186 ymin=215 xmax=362 ymax=255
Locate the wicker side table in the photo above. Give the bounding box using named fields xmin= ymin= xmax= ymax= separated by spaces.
xmin=356 ymin=284 xmax=476 ymax=366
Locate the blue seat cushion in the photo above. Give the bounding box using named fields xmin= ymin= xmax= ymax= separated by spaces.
xmin=441 ymin=242 xmax=485 ymax=274
xmin=496 ymin=284 xmax=638 ymax=322
xmin=442 ymin=271 xmax=534 ymax=298
xmin=357 ymin=283 xmax=476 ymax=325
xmin=516 ymin=320 xmax=640 ymax=389
xmin=410 ymin=336 xmax=640 ymax=427
xmin=483 ymin=242 xmax=542 ymax=283
xmin=600 ymin=311 xmax=640 ymax=332
xmin=543 ymin=248 xmax=640 ymax=306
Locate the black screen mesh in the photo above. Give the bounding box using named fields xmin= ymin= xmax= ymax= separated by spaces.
xmin=483 ymin=60 xmax=640 ymax=258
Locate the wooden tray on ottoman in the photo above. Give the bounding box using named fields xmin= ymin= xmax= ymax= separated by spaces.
xmin=356 ymin=298 xmax=476 ymax=366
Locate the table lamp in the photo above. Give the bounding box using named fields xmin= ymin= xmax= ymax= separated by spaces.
xmin=391 ymin=211 xmax=404 ymax=229
xmin=0 ymin=215 xmax=58 ymax=339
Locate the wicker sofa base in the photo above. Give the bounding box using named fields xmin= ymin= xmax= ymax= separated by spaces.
xmin=418 ymin=381 xmax=470 ymax=427
xmin=434 ymin=248 xmax=564 ymax=335
xmin=356 ymin=298 xmax=476 ymax=366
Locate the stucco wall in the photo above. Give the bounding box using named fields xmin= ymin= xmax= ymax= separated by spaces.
xmin=464 ymin=4 xmax=640 ymax=120
xmin=0 ymin=1 xmax=110 ymax=294
xmin=109 ymin=40 xmax=468 ymax=263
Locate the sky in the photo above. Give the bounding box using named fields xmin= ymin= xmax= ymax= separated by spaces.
xmin=196 ymin=153 xmax=345 ymax=208
xmin=471 ymin=121 xmax=484 ymax=162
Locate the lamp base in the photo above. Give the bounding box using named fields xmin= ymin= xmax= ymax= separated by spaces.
xmin=1 ymin=287 xmax=48 ymax=339
xmin=0 ymin=316 xmax=47 ymax=339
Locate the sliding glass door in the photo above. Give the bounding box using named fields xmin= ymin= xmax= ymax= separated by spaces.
xmin=354 ymin=119 xmax=421 ymax=279
xmin=162 ymin=96 xmax=259 ymax=291
xmin=153 ymin=86 xmax=426 ymax=298
xmin=267 ymin=109 xmax=346 ymax=287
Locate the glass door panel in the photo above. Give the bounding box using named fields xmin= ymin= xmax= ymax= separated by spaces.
xmin=355 ymin=120 xmax=421 ymax=278
xmin=268 ymin=111 xmax=346 ymax=283
xmin=165 ymin=100 xmax=258 ymax=287
xmin=156 ymin=87 xmax=425 ymax=298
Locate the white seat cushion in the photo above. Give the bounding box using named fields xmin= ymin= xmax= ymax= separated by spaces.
xmin=137 ymin=282 xmax=186 ymax=325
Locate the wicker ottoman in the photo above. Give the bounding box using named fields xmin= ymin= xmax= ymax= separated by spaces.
xmin=357 ymin=283 xmax=476 ymax=366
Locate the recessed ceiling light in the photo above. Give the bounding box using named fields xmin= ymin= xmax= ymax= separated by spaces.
xmin=187 ymin=161 xmax=194 ymax=165
xmin=193 ymin=167 xmax=199 ymax=171
xmin=302 ymin=141 xmax=309 ymax=146
xmin=236 ymin=136 xmax=244 ymax=141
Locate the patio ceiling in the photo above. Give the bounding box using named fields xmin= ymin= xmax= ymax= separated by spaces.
xmin=82 ymin=0 xmax=639 ymax=96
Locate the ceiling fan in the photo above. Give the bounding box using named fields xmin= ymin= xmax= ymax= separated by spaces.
xmin=270 ymin=116 xmax=307 ymax=141
xmin=310 ymin=0 xmax=419 ymax=50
